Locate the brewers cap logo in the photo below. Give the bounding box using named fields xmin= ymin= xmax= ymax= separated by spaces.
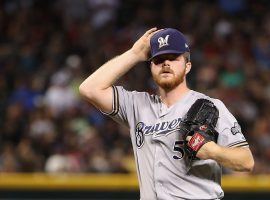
xmin=158 ymin=35 xmax=169 ymax=48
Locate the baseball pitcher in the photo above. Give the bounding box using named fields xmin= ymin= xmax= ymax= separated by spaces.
xmin=79 ymin=28 xmax=254 ymax=200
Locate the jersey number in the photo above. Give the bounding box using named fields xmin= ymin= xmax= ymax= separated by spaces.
xmin=173 ymin=140 xmax=185 ymax=160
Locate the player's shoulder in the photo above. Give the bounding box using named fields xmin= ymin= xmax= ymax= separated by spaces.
xmin=191 ymin=90 xmax=227 ymax=110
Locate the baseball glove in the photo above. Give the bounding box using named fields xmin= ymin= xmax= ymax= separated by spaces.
xmin=181 ymin=98 xmax=219 ymax=160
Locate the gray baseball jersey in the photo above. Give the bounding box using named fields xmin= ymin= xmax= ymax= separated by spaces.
xmin=103 ymin=86 xmax=248 ymax=200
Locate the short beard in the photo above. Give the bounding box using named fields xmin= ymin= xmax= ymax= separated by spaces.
xmin=153 ymin=72 xmax=185 ymax=91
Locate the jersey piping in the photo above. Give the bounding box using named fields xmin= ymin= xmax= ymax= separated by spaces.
xmin=228 ymin=140 xmax=249 ymax=148
xmin=101 ymin=85 xmax=119 ymax=116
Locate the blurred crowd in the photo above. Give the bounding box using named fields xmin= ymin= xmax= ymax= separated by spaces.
xmin=0 ymin=0 xmax=270 ymax=174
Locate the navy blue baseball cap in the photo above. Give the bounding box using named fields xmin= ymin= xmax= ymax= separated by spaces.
xmin=149 ymin=28 xmax=190 ymax=60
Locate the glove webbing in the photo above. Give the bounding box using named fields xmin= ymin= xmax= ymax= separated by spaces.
xmin=185 ymin=99 xmax=218 ymax=129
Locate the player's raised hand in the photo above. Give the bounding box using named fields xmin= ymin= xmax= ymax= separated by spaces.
xmin=131 ymin=28 xmax=161 ymax=62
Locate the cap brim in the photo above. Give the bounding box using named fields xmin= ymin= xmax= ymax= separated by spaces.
xmin=148 ymin=50 xmax=186 ymax=61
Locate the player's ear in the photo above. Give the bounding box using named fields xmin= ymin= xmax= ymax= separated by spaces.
xmin=185 ymin=62 xmax=191 ymax=75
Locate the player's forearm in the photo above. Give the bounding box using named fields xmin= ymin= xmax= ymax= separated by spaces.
xmin=80 ymin=49 xmax=140 ymax=93
xmin=209 ymin=144 xmax=254 ymax=172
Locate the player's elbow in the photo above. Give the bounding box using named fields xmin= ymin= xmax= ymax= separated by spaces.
xmin=237 ymin=147 xmax=254 ymax=172
xmin=243 ymin=157 xmax=254 ymax=172
xmin=79 ymin=83 xmax=95 ymax=101
xmin=239 ymin=155 xmax=254 ymax=172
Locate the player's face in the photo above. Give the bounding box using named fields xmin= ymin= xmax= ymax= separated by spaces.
xmin=150 ymin=54 xmax=188 ymax=90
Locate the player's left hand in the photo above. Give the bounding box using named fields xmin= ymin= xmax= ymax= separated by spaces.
xmin=197 ymin=141 xmax=220 ymax=160
xmin=186 ymin=137 xmax=219 ymax=160
xmin=185 ymin=126 xmax=219 ymax=160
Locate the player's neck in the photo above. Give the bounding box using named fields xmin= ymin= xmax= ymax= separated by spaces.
xmin=159 ymin=82 xmax=190 ymax=107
